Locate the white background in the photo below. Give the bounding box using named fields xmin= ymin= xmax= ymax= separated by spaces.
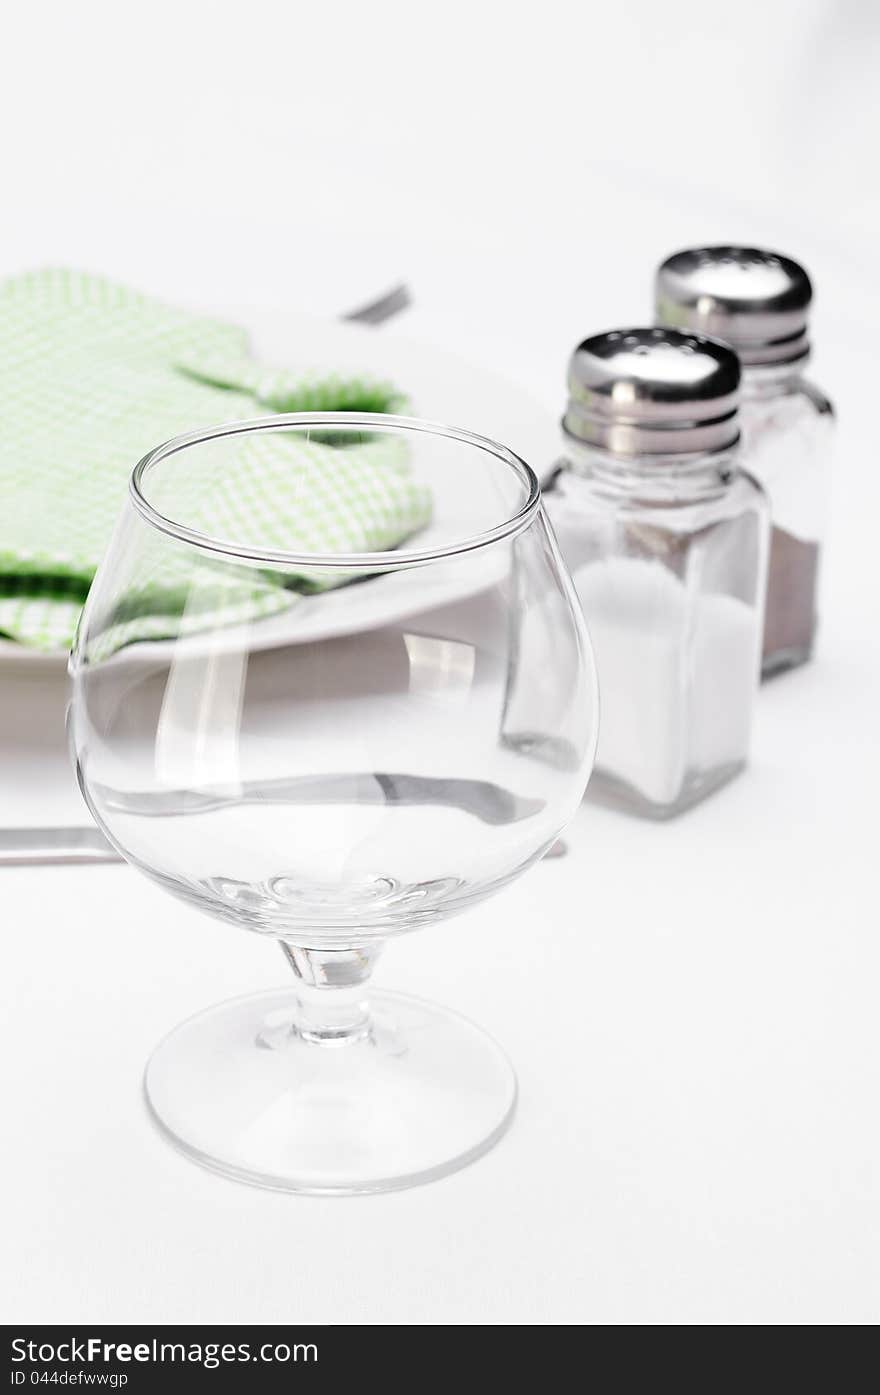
xmin=1 ymin=0 xmax=878 ymax=1325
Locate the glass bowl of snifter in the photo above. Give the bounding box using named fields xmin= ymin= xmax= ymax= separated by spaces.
xmin=546 ymin=244 xmax=832 ymax=819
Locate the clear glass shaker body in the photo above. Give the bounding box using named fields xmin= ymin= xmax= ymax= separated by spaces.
xmin=547 ymin=445 xmax=769 ymax=818
xmin=739 ymin=365 xmax=834 ymax=676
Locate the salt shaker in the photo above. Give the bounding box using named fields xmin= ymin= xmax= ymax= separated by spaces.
xmin=656 ymin=246 xmax=833 ymax=676
xmin=546 ymin=328 xmax=769 ymax=819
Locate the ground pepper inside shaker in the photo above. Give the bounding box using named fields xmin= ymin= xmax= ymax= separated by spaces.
xmin=655 ymin=246 xmax=834 ymax=677
xmin=763 ymin=526 xmax=819 ymax=660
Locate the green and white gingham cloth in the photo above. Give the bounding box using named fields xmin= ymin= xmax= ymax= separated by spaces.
xmin=0 ymin=269 xmax=430 ymax=652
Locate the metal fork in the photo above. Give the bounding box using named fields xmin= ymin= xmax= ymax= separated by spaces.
xmin=343 ymin=284 xmax=412 ymax=326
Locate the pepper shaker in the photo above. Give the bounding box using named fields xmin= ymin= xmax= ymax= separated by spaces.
xmin=656 ymin=246 xmax=833 ymax=676
xmin=546 ymin=328 xmax=769 ymax=819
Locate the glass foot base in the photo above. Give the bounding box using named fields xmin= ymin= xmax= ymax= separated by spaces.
xmin=144 ymin=989 xmax=517 ymax=1195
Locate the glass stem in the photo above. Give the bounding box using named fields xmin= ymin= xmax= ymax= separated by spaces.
xmin=280 ymin=943 xmax=382 ymax=1046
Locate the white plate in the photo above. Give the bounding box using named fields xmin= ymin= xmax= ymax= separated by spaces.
xmin=0 ymin=309 xmax=559 ymax=668
xmin=244 ymin=307 xmax=560 ymax=477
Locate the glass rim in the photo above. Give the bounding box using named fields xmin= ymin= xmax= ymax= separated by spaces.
xmin=129 ymin=412 xmax=542 ymax=569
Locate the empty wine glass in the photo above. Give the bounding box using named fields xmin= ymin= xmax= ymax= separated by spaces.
xmin=69 ymin=414 xmax=598 ymax=1193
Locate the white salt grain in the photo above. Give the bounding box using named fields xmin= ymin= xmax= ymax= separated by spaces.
xmin=574 ymin=557 xmax=760 ymax=807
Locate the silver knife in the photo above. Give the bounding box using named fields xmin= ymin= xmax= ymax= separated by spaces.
xmin=0 ymin=826 xmax=120 ymax=866
xmin=92 ymin=772 xmax=544 ymax=827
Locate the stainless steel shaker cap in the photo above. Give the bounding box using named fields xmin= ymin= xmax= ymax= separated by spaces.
xmin=655 ymin=246 xmax=812 ymax=366
xmin=563 ymin=327 xmax=740 ymax=457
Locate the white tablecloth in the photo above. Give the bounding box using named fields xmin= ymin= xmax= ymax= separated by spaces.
xmin=2 ymin=2 xmax=879 ymax=1314
xmin=3 ymin=379 xmax=876 ymax=1322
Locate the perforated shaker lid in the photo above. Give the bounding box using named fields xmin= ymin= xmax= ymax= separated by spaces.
xmin=563 ymin=327 xmax=740 ymax=457
xmin=655 ymin=246 xmax=812 ymax=367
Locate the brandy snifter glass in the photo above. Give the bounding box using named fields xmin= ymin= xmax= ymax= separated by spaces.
xmin=69 ymin=414 xmax=598 ymax=1194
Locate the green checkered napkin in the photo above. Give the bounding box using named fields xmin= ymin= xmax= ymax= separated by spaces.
xmin=0 ymin=269 xmax=430 ymax=652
